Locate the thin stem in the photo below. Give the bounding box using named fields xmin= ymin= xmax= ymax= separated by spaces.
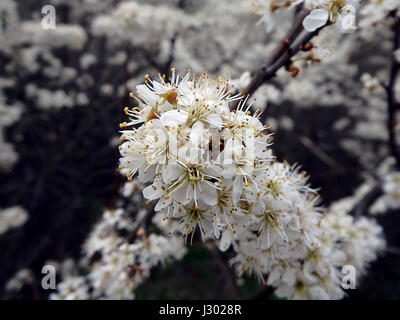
xmin=386 ymin=18 xmax=400 ymax=168
xmin=127 ymin=202 xmax=156 ymax=242
xmin=298 ymin=135 xmax=346 ymax=172
xmin=347 ymin=182 xmax=383 ymax=218
xmin=208 ymin=243 xmax=241 ymax=299
xmin=249 ymin=285 xmax=275 ymax=300
xmin=230 ymin=9 xmax=326 ymax=110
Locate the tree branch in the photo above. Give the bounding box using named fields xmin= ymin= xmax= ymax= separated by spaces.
xmin=208 ymin=243 xmax=241 ymax=299
xmin=127 ymin=202 xmax=156 ymax=242
xmin=298 ymin=135 xmax=346 ymax=172
xmin=385 ymin=18 xmax=400 ymax=168
xmin=249 ymin=285 xmax=275 ymax=300
xmin=230 ymin=9 xmax=324 ymax=110
xmin=347 ymin=182 xmax=383 ymax=218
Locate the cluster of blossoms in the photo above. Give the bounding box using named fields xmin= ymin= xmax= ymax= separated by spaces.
xmin=254 ymin=0 xmax=400 ymax=36
xmin=371 ymin=170 xmax=400 ymax=213
xmin=119 ymin=70 xmax=277 ymax=242
xmin=1 ymin=0 xmax=397 ymax=300
xmin=221 ymin=176 xmax=385 ymax=299
xmin=50 ymin=199 xmax=186 ymax=300
xmin=301 ymin=0 xmax=358 ymax=32
xmin=0 ymin=103 xmax=21 ymax=171
xmin=360 ymin=0 xmax=400 ymax=31
xmin=119 ymin=71 xmax=385 ymax=299
xmin=251 ymin=0 xmax=293 ymax=32
xmin=252 ymin=0 xmax=358 ymax=33
xmin=92 ymin=1 xmax=191 ymax=49
xmin=380 ymin=172 xmax=400 ymax=210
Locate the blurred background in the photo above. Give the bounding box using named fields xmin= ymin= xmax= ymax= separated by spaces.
xmin=0 ymin=0 xmax=399 ymax=299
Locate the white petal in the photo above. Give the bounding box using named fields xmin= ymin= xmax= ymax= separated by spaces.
xmin=232 ymin=176 xmax=244 ymax=204
xmin=337 ymin=10 xmax=356 ymax=32
xmin=189 ymin=121 xmax=204 ymax=147
xmin=213 ymin=222 xmax=220 ymax=239
xmin=159 ymin=110 xmax=188 ymax=127
xmin=282 ymin=269 xmax=296 ymax=286
xmin=174 ymin=181 xmax=191 ymax=204
xmin=308 ymin=286 xmax=330 ymax=300
xmin=303 ymin=9 xmax=329 ymax=32
xmin=221 ymin=164 xmax=236 ymax=179
xmin=200 ymin=182 xmax=217 ymax=206
xmin=143 ymin=181 xmax=164 ymax=200
xmin=267 ymin=267 xmax=282 ymax=284
xmin=384 ymin=0 xmax=398 ymax=11
xmin=138 ymin=165 xmax=156 ymax=183
xmin=136 ymin=84 xmax=159 ymax=105
xmin=152 ymin=81 xmax=168 ymax=94
xmin=275 ymin=285 xmax=295 ymax=299
xmin=205 ymin=113 xmax=222 ymax=129
xmin=162 ymin=164 xmax=183 ymax=183
xmin=219 ymin=230 xmax=233 ymax=252
xmin=155 ymin=197 xmax=171 ymax=211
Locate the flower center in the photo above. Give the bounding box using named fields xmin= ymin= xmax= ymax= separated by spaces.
xmin=160 ymin=88 xmax=178 ymax=105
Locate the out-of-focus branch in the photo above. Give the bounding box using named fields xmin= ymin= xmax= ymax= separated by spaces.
xmin=348 ymin=16 xmax=400 ymax=219
xmin=137 ymin=34 xmax=178 ymax=76
xmin=298 ymin=135 xmax=346 ymax=172
xmin=385 ymin=246 xmax=400 ymax=256
xmin=385 ymin=17 xmax=400 ymax=169
xmin=178 ymin=0 xmax=188 ymax=10
xmin=208 ymin=243 xmax=241 ymax=299
xmin=347 ymin=182 xmax=383 ymax=218
xmin=127 ymin=202 xmax=156 ymax=242
xmin=137 ymin=46 xmax=166 ymax=73
xmin=249 ymin=285 xmax=275 ymax=300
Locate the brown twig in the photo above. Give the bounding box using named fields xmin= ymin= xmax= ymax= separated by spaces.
xmin=385 ymin=18 xmax=400 ymax=169
xmin=347 ymin=182 xmax=383 ymax=218
xmin=230 ymin=9 xmax=324 ymax=110
xmin=208 ymin=243 xmax=241 ymax=299
xmin=298 ymin=135 xmax=346 ymax=172
xmin=385 ymin=246 xmax=400 ymax=256
xmin=127 ymin=202 xmax=156 ymax=242
xmin=249 ymin=285 xmax=275 ymax=300
xmin=137 ymin=34 xmax=178 ymax=76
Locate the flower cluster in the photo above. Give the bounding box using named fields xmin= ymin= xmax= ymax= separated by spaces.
xmin=92 ymin=1 xmax=190 ymax=49
xmin=251 ymin=0 xmax=293 ymax=32
xmin=301 ymin=0 xmax=358 ymax=33
xmin=119 ymin=71 xmax=386 ymax=299
xmin=119 ymin=70 xmax=282 ymax=242
xmin=252 ymin=0 xmax=358 ymax=33
xmin=235 ymin=185 xmax=385 ymax=300
xmin=51 ymin=201 xmax=186 ymax=300
xmin=360 ymin=0 xmax=400 ymax=31
xmin=371 ymin=171 xmax=400 ymax=213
